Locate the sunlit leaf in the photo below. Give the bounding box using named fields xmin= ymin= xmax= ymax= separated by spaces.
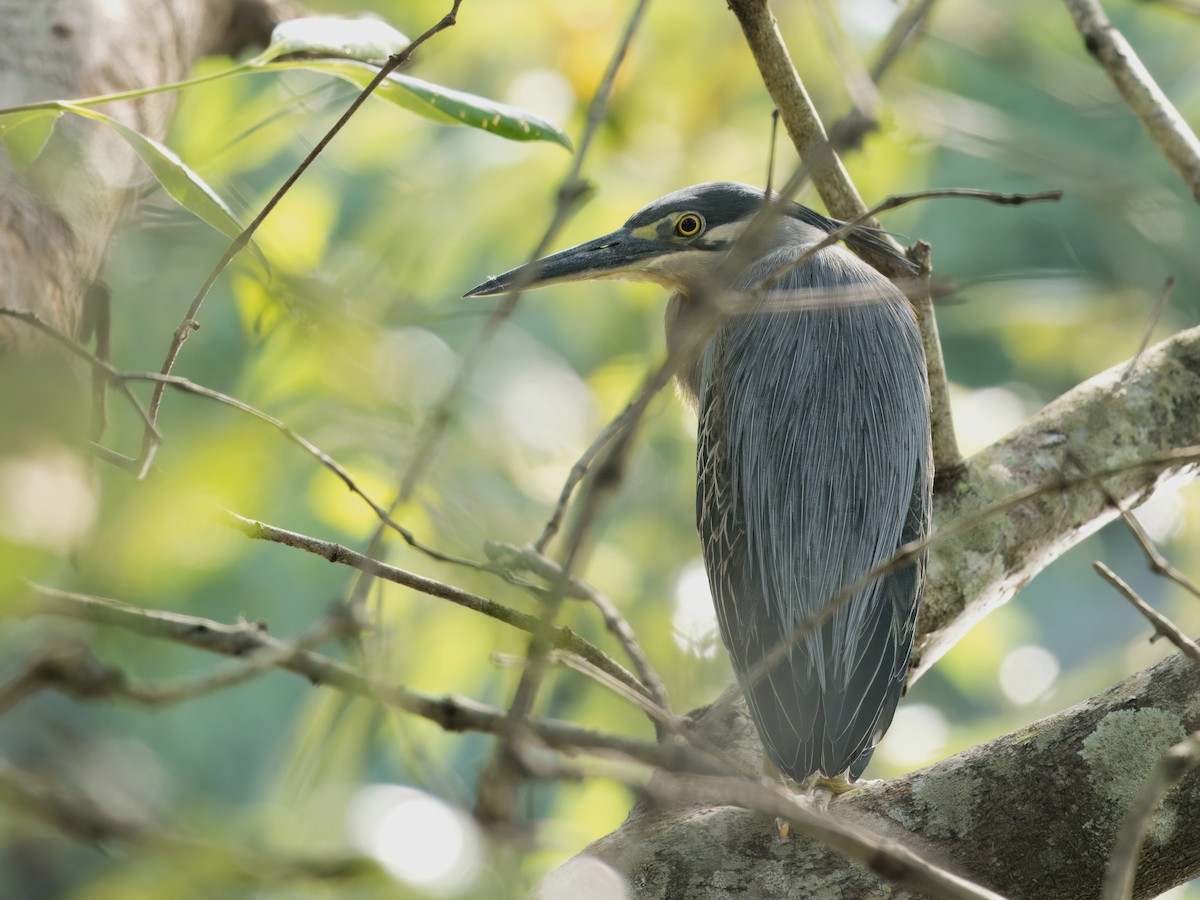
xmin=0 ymin=108 xmax=62 ymax=169
xmin=56 ymin=102 xmax=249 ymax=246
xmin=261 ymin=59 xmax=574 ymax=149
xmin=261 ymin=16 xmax=411 ymax=64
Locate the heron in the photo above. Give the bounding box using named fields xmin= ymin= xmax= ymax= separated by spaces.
xmin=465 ymin=182 xmax=931 ymax=788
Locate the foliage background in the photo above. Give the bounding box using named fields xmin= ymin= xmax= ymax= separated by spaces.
xmin=2 ymin=0 xmax=1199 ymax=896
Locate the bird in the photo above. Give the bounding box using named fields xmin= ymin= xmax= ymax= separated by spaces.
xmin=464 ymin=182 xmax=931 ymax=788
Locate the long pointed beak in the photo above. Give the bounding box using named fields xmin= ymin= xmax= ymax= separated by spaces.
xmin=463 ymin=229 xmax=659 ymax=298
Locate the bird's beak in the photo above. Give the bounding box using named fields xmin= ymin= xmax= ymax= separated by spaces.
xmin=463 ymin=228 xmax=661 ymax=298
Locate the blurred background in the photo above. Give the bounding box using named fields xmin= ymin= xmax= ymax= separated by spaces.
xmin=1 ymin=0 xmax=1198 ymax=896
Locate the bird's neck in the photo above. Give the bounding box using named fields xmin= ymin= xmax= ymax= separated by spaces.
xmin=665 ymin=290 xmax=707 ymax=411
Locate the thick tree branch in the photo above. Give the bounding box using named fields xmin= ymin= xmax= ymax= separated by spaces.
xmin=546 ymin=649 xmax=1200 ymax=899
xmin=914 ymin=323 xmax=1200 ymax=677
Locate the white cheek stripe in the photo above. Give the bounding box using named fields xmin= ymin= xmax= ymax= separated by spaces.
xmin=704 ymin=221 xmax=749 ymax=244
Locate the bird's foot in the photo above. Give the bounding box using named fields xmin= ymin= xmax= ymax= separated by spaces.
xmin=812 ymin=774 xmax=858 ymax=797
xmin=774 ymin=816 xmax=790 ymax=843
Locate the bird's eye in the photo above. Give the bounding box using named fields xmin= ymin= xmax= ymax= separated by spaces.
xmin=674 ymin=213 xmax=705 ymax=238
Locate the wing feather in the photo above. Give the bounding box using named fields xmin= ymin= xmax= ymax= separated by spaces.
xmin=696 ymin=240 xmax=931 ymax=781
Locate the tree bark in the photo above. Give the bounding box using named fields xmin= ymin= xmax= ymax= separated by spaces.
xmin=544 ymin=649 xmax=1200 ymax=900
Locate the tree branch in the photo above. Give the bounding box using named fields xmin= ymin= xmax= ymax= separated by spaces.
xmin=914 ymin=323 xmax=1200 ymax=677
xmin=724 ymin=0 xmax=962 ymax=476
xmin=1063 ymin=0 xmax=1200 ymax=203
xmin=14 ymin=583 xmax=728 ymax=776
xmin=550 ymin=649 xmax=1200 ymax=899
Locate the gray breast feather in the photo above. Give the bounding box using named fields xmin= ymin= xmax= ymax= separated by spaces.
xmin=696 ymin=242 xmax=932 ymax=781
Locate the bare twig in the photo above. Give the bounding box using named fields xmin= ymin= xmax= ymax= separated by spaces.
xmin=486 ymin=540 xmax=671 ymax=714
xmin=1063 ymin=0 xmax=1200 ymax=203
xmin=870 ymin=0 xmax=942 ymax=83
xmin=0 ymin=306 xmax=483 ymax=570
xmin=396 ymin=0 xmax=650 ymax=508
xmin=226 ymin=512 xmax=651 ymax=699
xmin=0 ymin=611 xmax=347 ymax=713
xmin=0 ymin=757 xmax=376 ymax=879
xmin=1093 ymin=562 xmax=1200 ymax=663
xmin=825 ymin=0 xmax=942 ymax=152
xmin=473 ymin=0 xmax=657 ymax=828
xmin=0 ymin=308 xmax=161 ymax=442
xmin=139 ymin=1 xmax=465 ymax=475
xmin=534 ymin=404 xmax=634 ymax=552
xmin=16 ymin=583 xmax=730 ymax=776
xmin=1121 ymin=275 xmax=1176 ymax=382
xmin=1117 ymin=506 xmax=1200 ymax=599
xmin=1139 ymin=0 xmax=1200 ymax=15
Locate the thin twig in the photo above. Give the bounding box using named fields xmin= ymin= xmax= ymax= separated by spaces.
xmin=0 ymin=757 xmax=376 ymax=879
xmin=138 ymin=1 xmax=465 ymax=476
xmin=226 ymin=512 xmax=651 ymax=699
xmin=870 ymin=0 xmax=942 ymax=83
xmin=17 ymin=583 xmax=731 ymax=776
xmin=0 ymin=308 xmax=161 ymax=443
xmin=395 ymin=0 xmax=650 ymax=508
xmin=1102 ymin=730 xmax=1200 ymax=900
xmin=1063 ymin=0 xmax=1200 ymax=203
xmin=486 ymin=540 xmax=671 ymax=713
xmin=1116 ymin=506 xmax=1200 ymax=599
xmin=0 ymin=306 xmax=483 ymax=570
xmin=1093 ymin=562 xmax=1200 ymax=663
xmin=0 ymin=610 xmax=348 ymax=714
xmin=473 ymin=0 xmax=657 ymax=828
xmin=344 ymin=0 xmax=651 ymax=634
xmin=1139 ymin=0 xmax=1200 ymax=15
xmin=1122 ymin=275 xmax=1176 ymax=382
xmin=534 ymin=403 xmax=634 ymax=552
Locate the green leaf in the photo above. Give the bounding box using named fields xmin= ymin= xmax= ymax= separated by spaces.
xmin=261 ymin=16 xmax=411 ymax=64
xmin=261 ymin=59 xmax=574 ymax=150
xmin=0 ymin=109 xmax=62 ymax=169
xmin=56 ymin=102 xmax=250 ymax=248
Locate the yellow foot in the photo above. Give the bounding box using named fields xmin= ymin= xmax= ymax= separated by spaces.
xmin=812 ymin=774 xmax=858 ymax=796
xmin=774 ymin=816 xmax=790 ymax=843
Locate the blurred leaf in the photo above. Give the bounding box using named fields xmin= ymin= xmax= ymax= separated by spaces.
xmin=260 ymin=16 xmax=411 ymax=64
xmin=0 ymin=108 xmax=61 ymax=169
xmin=58 ymin=102 xmax=248 ymax=246
xmin=260 ymin=60 xmax=574 ymax=150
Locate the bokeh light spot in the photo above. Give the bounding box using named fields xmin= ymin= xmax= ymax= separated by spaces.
xmin=347 ymin=785 xmax=482 ymax=895
xmin=671 ymin=558 xmax=719 ymax=659
xmin=0 ymin=448 xmax=96 ymax=552
xmin=998 ymin=644 xmax=1060 ymax=706
xmin=876 ymin=703 xmax=949 ymax=768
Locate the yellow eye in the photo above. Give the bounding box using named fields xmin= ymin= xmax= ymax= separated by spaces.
xmin=674 ymin=213 xmax=705 ymax=238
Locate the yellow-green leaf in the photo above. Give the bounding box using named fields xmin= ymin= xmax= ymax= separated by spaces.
xmin=0 ymin=108 xmax=62 ymax=169
xmin=261 ymin=16 xmax=410 ymax=64
xmin=261 ymin=59 xmax=574 ymax=150
xmin=56 ymin=102 xmax=249 ymax=246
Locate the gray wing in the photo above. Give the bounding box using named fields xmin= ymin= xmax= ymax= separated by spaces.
xmin=696 ymin=243 xmax=931 ymax=782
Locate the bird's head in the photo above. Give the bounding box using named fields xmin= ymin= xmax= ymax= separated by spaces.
xmin=462 ymin=182 xmax=812 ymax=298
